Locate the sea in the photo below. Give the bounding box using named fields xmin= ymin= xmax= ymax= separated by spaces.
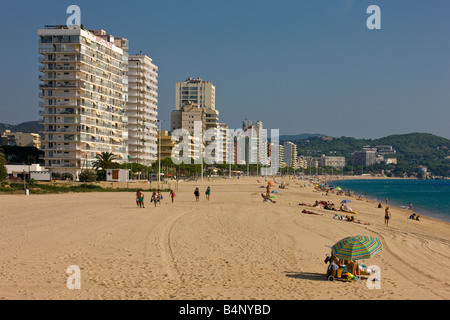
xmin=330 ymin=179 xmax=450 ymax=223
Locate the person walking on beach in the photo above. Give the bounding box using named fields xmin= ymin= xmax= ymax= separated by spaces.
xmin=205 ymin=186 xmax=211 ymax=201
xmin=151 ymin=191 xmax=158 ymax=208
xmin=157 ymin=189 xmax=162 ymax=204
xmin=194 ymin=187 xmax=200 ymax=202
xmin=170 ymin=189 xmax=175 ymax=203
xmin=136 ymin=189 xmax=144 ymax=208
xmin=385 ymin=207 xmax=391 ymax=225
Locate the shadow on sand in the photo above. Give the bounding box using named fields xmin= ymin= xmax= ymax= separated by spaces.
xmin=284 ymin=271 xmax=327 ymax=282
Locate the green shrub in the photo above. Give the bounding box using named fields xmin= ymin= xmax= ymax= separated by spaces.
xmin=78 ymin=170 xmax=97 ymax=182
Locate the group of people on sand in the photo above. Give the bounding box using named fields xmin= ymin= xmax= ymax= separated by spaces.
xmin=135 ymin=189 xmax=176 ymax=208
xmin=136 ymin=186 xmax=212 ymax=207
xmin=194 ymin=186 xmax=211 ymax=202
xmin=325 ymin=254 xmax=370 ymax=280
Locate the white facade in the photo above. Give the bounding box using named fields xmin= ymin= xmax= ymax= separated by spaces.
xmin=38 ymin=26 xmax=129 ymax=179
xmin=283 ymin=141 xmax=298 ymax=168
xmin=106 ymin=169 xmax=129 ymax=182
xmin=127 ymin=54 xmax=158 ymax=166
xmin=242 ymin=120 xmax=268 ymax=166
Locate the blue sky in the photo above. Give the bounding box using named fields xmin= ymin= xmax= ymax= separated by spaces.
xmin=0 ymin=0 xmax=449 ymax=139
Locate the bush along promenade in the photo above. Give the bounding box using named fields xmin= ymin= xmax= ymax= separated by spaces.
xmin=0 ymin=180 xmax=170 ymax=195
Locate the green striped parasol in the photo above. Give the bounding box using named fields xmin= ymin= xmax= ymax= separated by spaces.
xmin=331 ymin=235 xmax=383 ymax=261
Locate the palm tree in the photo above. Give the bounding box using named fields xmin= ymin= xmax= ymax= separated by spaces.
xmin=92 ymin=152 xmax=119 ymax=171
xmin=0 ymin=147 xmax=7 ymax=180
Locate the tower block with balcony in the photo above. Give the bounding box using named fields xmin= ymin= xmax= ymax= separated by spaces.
xmin=38 ymin=26 xmax=128 ymax=179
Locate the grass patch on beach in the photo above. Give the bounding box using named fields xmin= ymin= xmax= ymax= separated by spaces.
xmin=0 ymin=181 xmax=170 ymax=194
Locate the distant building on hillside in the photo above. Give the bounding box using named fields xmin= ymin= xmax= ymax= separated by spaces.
xmin=352 ymin=150 xmax=376 ymax=166
xmin=1 ymin=130 xmax=42 ymax=149
xmin=319 ymin=154 xmax=346 ymax=169
xmin=375 ymin=145 xmax=396 ymax=154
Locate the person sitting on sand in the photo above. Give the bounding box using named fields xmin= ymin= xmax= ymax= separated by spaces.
xmin=261 ymin=193 xmax=276 ymax=203
xmin=325 ymin=255 xmax=340 ymax=278
xmin=343 ymin=259 xmax=359 ymax=276
xmin=415 ymin=215 xmax=420 ymax=221
xmin=378 ymin=203 xmax=382 ymax=209
xmin=409 ymin=213 xmax=416 ymax=220
xmin=266 ymin=184 xmax=271 ymax=197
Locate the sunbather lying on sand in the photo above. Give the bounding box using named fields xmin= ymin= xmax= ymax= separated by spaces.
xmin=298 ymin=202 xmax=311 ymax=206
xmin=302 ymin=209 xmax=323 ymax=216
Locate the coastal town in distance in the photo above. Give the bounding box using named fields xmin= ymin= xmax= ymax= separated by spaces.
xmin=0 ymin=1 xmax=449 ymax=306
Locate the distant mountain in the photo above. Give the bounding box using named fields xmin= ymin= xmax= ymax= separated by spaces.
xmin=0 ymin=121 xmax=43 ymax=134
xmin=279 ymin=133 xmax=327 ymax=141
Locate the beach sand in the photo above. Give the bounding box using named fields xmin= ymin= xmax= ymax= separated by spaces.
xmin=0 ymin=177 xmax=449 ymax=300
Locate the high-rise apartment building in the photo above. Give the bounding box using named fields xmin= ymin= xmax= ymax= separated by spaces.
xmin=173 ymin=78 xmax=229 ymax=163
xmin=283 ymin=141 xmax=298 ymax=169
xmin=175 ymin=78 xmax=215 ymax=110
xmin=242 ymin=120 xmax=268 ymax=166
xmin=127 ymin=54 xmax=158 ymax=166
xmin=38 ymin=26 xmax=129 ymax=179
xmin=157 ymin=130 xmax=176 ymax=161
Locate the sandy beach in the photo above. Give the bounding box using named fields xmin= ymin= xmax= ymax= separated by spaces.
xmin=0 ymin=177 xmax=449 ymax=300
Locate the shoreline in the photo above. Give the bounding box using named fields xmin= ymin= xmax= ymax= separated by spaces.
xmin=327 ymin=177 xmax=450 ymax=224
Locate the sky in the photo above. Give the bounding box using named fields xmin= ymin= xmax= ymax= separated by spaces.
xmin=0 ymin=0 xmax=449 ymax=139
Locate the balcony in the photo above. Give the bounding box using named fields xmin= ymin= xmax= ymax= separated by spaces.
xmin=39 ymin=83 xmax=82 ymax=90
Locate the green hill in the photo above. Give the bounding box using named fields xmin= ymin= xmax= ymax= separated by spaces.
xmin=292 ymin=133 xmax=450 ymax=177
xmin=0 ymin=121 xmax=42 ymax=134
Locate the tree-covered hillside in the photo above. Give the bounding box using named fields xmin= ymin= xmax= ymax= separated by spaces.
xmin=292 ymin=133 xmax=450 ymax=177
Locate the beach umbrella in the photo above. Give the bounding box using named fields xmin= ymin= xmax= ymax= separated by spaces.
xmin=341 ymin=199 xmax=352 ymax=204
xmin=336 ymin=187 xmax=342 ymax=191
xmin=331 ymin=235 xmax=383 ymax=261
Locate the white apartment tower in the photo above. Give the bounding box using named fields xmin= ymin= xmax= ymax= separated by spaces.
xmin=173 ymin=78 xmax=228 ymax=163
xmin=283 ymin=141 xmax=298 ymax=169
xmin=38 ymin=26 xmax=129 ymax=179
xmin=242 ymin=120 xmax=268 ymax=166
xmin=127 ymin=54 xmax=158 ymax=166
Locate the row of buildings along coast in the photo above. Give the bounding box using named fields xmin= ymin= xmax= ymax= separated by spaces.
xmin=37 ymin=25 xmax=272 ymax=180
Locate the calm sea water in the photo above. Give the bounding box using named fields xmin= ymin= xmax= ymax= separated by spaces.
xmin=331 ymin=179 xmax=450 ymax=223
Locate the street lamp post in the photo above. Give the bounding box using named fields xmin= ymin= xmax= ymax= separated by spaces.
xmin=157 ymin=119 xmax=163 ymax=189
